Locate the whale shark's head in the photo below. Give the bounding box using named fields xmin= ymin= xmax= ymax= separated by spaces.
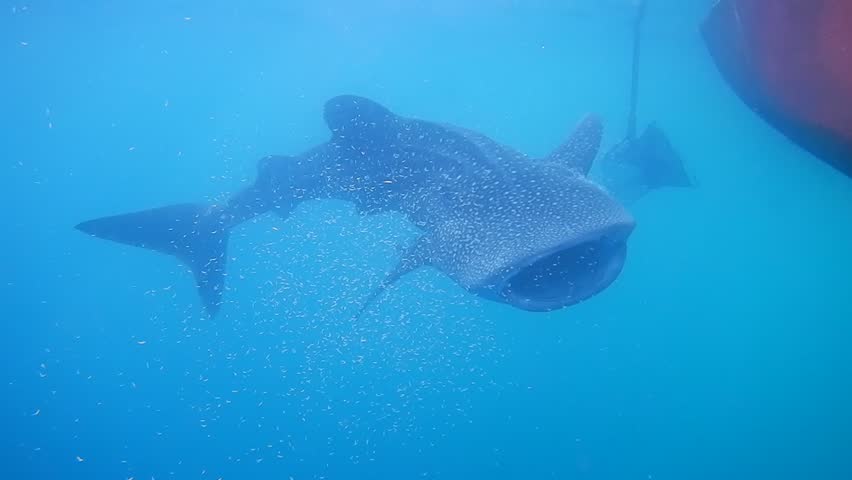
xmin=476 ymin=218 xmax=634 ymax=312
xmin=426 ymin=164 xmax=635 ymax=312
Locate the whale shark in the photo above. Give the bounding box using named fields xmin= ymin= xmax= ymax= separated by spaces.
xmin=76 ymin=95 xmax=636 ymax=316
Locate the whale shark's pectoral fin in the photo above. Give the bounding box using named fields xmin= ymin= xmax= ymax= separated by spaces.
xmin=542 ymin=114 xmax=603 ymax=175
xmin=352 ymin=235 xmax=432 ymax=319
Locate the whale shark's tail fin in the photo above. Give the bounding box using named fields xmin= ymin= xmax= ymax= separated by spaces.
xmin=633 ymin=123 xmax=692 ymax=189
xmin=604 ymin=123 xmax=693 ymax=190
xmin=75 ymin=203 xmax=229 ymax=316
xmin=593 ymin=125 xmax=694 ymax=205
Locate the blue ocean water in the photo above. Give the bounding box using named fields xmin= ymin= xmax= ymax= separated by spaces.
xmin=3 ymin=1 xmax=852 ymax=479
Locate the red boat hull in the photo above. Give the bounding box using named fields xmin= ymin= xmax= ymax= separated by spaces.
xmin=702 ymin=0 xmax=852 ymax=177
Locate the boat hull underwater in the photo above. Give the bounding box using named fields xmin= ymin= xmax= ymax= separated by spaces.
xmin=702 ymin=0 xmax=852 ymax=178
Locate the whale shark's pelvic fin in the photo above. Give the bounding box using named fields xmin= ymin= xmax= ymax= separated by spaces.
xmin=75 ymin=204 xmax=228 ymax=316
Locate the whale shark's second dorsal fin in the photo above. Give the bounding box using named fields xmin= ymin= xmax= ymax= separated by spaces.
xmin=542 ymin=114 xmax=603 ymax=176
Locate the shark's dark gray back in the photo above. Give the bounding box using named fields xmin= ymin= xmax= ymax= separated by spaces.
xmin=76 ymin=95 xmax=636 ymax=316
xmin=314 ymin=96 xmax=633 ymax=294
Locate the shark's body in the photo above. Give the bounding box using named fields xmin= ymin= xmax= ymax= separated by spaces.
xmin=77 ymin=96 xmax=635 ymax=316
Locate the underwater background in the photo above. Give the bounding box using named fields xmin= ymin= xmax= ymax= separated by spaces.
xmin=3 ymin=0 xmax=852 ymax=478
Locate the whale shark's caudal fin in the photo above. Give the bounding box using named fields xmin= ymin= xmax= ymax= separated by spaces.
xmin=632 ymin=123 xmax=692 ymax=189
xmin=75 ymin=204 xmax=229 ymax=316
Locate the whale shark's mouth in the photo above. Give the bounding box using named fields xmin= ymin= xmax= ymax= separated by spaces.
xmin=489 ymin=227 xmax=632 ymax=312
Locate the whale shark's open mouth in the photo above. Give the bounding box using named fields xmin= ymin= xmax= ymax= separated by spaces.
xmin=487 ymin=226 xmax=632 ymax=312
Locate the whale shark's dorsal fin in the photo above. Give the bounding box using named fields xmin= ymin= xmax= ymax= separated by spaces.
xmin=542 ymin=114 xmax=603 ymax=175
xmin=323 ymin=95 xmax=398 ymax=142
xmin=324 ymin=95 xmax=494 ymax=177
